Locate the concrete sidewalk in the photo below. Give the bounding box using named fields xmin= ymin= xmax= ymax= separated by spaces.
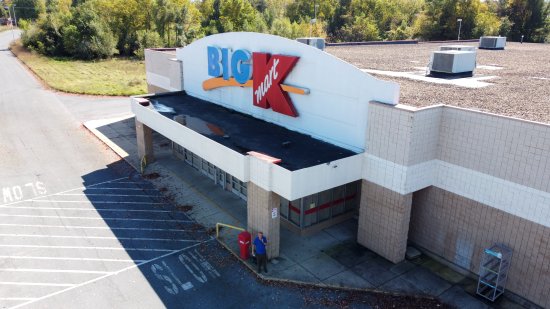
xmin=84 ymin=115 xmax=539 ymax=309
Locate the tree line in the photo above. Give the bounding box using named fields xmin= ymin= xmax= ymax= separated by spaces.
xmin=2 ymin=0 xmax=549 ymax=60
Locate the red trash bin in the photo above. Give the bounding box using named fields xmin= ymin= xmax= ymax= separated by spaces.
xmin=238 ymin=231 xmax=251 ymax=260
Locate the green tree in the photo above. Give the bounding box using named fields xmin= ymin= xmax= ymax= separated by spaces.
xmin=506 ymin=0 xmax=550 ymax=42
xmin=12 ymin=0 xmax=45 ymax=20
xmin=219 ymin=0 xmax=265 ymax=32
xmin=270 ymin=17 xmax=294 ymax=37
xmin=286 ymin=0 xmax=338 ymax=24
xmin=473 ymin=2 xmax=502 ymax=37
xmin=89 ymin=0 xmax=155 ymax=55
xmin=62 ymin=2 xmax=117 ymax=59
xmin=174 ymin=0 xmax=204 ymax=45
xmin=338 ymin=15 xmax=380 ymax=41
xmin=21 ymin=12 xmax=65 ymax=55
xmin=134 ymin=30 xmax=163 ymax=59
xmin=0 ymin=6 xmax=8 ymax=18
xmin=413 ymin=0 xmax=494 ymax=40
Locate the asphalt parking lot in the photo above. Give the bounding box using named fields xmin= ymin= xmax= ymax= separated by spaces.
xmin=0 ymin=166 xmax=213 ymax=308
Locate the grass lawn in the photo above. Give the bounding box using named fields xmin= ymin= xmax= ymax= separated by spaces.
xmin=10 ymin=41 xmax=147 ymax=96
xmin=0 ymin=25 xmax=12 ymax=32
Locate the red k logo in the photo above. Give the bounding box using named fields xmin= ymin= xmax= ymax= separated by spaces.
xmin=203 ymin=46 xmax=308 ymax=118
xmin=252 ymin=53 xmax=299 ymax=117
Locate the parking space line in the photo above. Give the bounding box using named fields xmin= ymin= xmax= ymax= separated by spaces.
xmin=27 ymin=201 xmax=164 ymax=205
xmin=52 ymin=194 xmax=162 ymax=198
xmin=11 ymin=239 xmax=214 ymax=309
xmin=0 ymin=206 xmax=171 ymax=213
xmin=103 ymin=181 xmax=152 ymax=185
xmin=0 ymin=234 xmax=201 ymax=242
xmin=0 ymin=256 xmax=144 ymax=263
xmin=0 ymin=245 xmax=176 ymax=252
xmin=82 ymin=188 xmax=158 ymax=191
xmin=0 ymin=282 xmax=74 ymax=287
xmin=0 ymin=214 xmax=192 ymax=222
xmin=0 ymin=177 xmax=128 ymax=207
xmin=0 ymin=269 xmax=111 ymax=275
xmin=0 ymin=223 xmax=195 ymax=232
xmin=0 ymin=298 xmax=38 ymax=301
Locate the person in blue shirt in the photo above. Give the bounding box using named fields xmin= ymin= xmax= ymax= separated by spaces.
xmin=252 ymin=231 xmax=268 ymax=273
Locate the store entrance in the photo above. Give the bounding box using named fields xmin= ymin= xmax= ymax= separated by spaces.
xmin=172 ymin=142 xmax=247 ymax=201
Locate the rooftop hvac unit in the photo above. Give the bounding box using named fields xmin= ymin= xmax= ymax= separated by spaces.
xmin=440 ymin=45 xmax=476 ymax=52
xmin=296 ymin=37 xmax=325 ymax=51
xmin=479 ymin=36 xmax=506 ymax=50
xmin=429 ymin=50 xmax=476 ymax=77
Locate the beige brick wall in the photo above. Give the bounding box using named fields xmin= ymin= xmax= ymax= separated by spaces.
xmin=409 ymin=186 xmax=550 ymax=308
xmin=366 ymin=103 xmax=413 ymax=165
xmin=358 ymin=180 xmax=412 ymax=263
xmin=407 ymin=106 xmax=442 ymax=165
xmin=247 ymin=182 xmax=280 ymax=258
xmin=438 ymin=107 xmax=550 ymax=193
xmin=367 ymin=103 xmax=442 ymax=166
xmin=367 ymin=103 xmax=550 ymax=195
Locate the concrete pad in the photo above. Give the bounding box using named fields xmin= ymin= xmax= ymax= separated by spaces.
xmin=322 ymin=219 xmax=357 ymax=241
xmin=323 ymin=270 xmax=374 ymax=289
xmin=302 ymin=231 xmax=341 ymax=251
xmin=389 ymin=260 xmax=416 ymax=276
xmin=379 ymin=277 xmax=424 ymax=295
xmin=420 ymin=258 xmax=466 ymax=284
xmin=351 ymin=258 xmax=399 ymax=287
xmin=325 ymin=242 xmax=377 ymax=268
xmin=400 ymin=266 xmax=453 ymax=296
xmin=300 ymin=253 xmax=347 ymax=281
xmin=272 ymin=263 xmax=320 ymax=283
xmin=439 ymin=286 xmax=490 ymax=309
xmin=280 ymin=238 xmax=319 ymax=262
xmin=266 ymin=253 xmax=297 ymax=273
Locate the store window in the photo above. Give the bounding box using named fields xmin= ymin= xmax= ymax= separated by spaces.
xmin=231 ymin=176 xmax=247 ymax=200
xmin=173 ymin=143 xmax=247 ymax=201
xmin=288 ymin=199 xmax=301 ymax=226
xmin=279 ymin=180 xmax=361 ymax=229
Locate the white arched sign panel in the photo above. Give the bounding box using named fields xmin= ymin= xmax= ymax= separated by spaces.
xmin=177 ymin=32 xmax=399 ymax=152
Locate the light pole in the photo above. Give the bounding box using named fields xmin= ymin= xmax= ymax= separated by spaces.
xmin=11 ymin=4 xmax=17 ymax=27
xmin=4 ymin=4 xmax=14 ymax=39
xmin=457 ymin=18 xmax=462 ymax=41
xmin=309 ymin=2 xmax=319 ymax=37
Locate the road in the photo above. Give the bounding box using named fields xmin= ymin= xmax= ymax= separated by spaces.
xmin=0 ymin=30 xmax=443 ymax=309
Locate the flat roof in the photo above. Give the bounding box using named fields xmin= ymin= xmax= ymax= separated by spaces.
xmin=146 ymin=93 xmax=357 ymax=171
xmin=326 ymin=42 xmax=550 ymax=124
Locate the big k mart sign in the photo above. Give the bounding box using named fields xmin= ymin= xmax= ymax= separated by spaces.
xmin=176 ymin=32 xmax=399 ymax=152
xmin=203 ymin=46 xmax=309 ymax=117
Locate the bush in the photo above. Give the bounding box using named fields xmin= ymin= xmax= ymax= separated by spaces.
xmin=17 ymin=18 xmax=31 ymax=31
xmin=21 ymin=14 xmax=65 ymax=56
xmin=134 ymin=30 xmax=164 ymax=59
xmin=338 ymin=16 xmax=380 ymax=42
xmin=61 ymin=2 xmax=117 ymax=59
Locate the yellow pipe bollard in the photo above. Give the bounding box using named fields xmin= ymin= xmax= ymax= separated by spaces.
xmin=216 ymin=222 xmax=245 ymax=238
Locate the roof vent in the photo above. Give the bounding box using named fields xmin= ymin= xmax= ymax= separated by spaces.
xmin=296 ymin=38 xmax=325 ymax=51
xmin=439 ymin=45 xmax=476 ymax=52
xmin=281 ymin=141 xmax=292 ymax=148
xmin=479 ymin=36 xmax=506 ymax=50
xmin=429 ymin=50 xmax=476 ymax=77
